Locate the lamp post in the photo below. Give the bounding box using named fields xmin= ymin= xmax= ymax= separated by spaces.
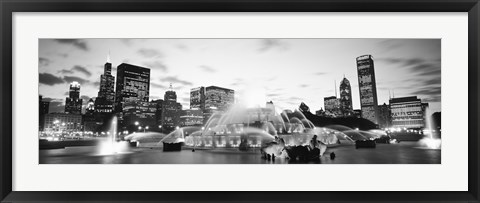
xmin=145 ymin=126 xmax=149 ymax=132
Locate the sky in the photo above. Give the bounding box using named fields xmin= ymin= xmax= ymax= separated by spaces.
xmin=39 ymin=39 xmax=441 ymax=114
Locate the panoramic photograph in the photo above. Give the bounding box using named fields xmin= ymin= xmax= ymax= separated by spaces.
xmin=38 ymin=38 xmax=441 ymax=164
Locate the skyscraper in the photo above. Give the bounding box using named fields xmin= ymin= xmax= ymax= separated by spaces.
xmin=161 ymin=85 xmax=182 ymax=131
xmin=205 ymin=86 xmax=235 ymax=111
xmin=356 ymin=55 xmax=379 ymax=124
xmin=39 ymin=96 xmax=50 ymax=131
xmin=83 ymin=98 xmax=97 ymax=132
xmin=94 ymin=55 xmax=116 ymax=115
xmin=390 ymin=96 xmax=428 ymax=129
xmin=190 ymin=86 xmax=206 ymax=110
xmin=339 ymin=76 xmax=353 ymax=116
xmin=115 ymin=63 xmax=150 ymax=112
xmin=324 ymin=96 xmax=341 ymax=117
xmin=85 ymin=98 xmax=95 ymax=116
xmin=64 ymin=81 xmax=82 ymax=114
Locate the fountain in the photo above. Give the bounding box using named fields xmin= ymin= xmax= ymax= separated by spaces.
xmin=147 ymin=103 xmax=369 ymax=159
xmin=419 ymin=107 xmax=442 ymax=149
xmin=97 ymin=116 xmax=129 ymax=155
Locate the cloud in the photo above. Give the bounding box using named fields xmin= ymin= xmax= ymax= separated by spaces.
xmin=54 ymin=39 xmax=89 ymax=51
xmin=72 ymin=65 xmax=92 ymax=77
xmin=377 ymin=39 xmax=403 ymax=51
xmin=42 ymin=97 xmax=63 ymax=102
xmin=58 ymin=65 xmax=92 ymax=77
xmin=258 ymin=39 xmax=289 ymax=52
xmin=137 ymin=48 xmax=163 ymax=58
xmin=41 ymin=97 xmax=65 ymax=113
xmin=266 ymin=93 xmax=281 ymax=97
xmin=422 ymin=77 xmax=441 ymax=87
xmin=376 ymin=57 xmax=441 ymax=81
xmin=142 ymin=61 xmax=168 ymax=72
xmin=151 ymin=82 xmax=167 ymax=89
xmin=160 ymin=76 xmax=193 ymax=86
xmin=199 ymin=65 xmax=216 ymax=73
xmin=39 ymin=73 xmax=64 ymax=86
xmin=39 ymin=57 xmax=51 ymax=67
xmin=314 ymin=72 xmax=328 ymax=75
xmin=58 ymin=69 xmax=74 ymax=75
xmin=299 ymin=84 xmax=309 ymax=88
xmin=422 ymin=96 xmax=441 ymax=103
xmin=288 ymin=96 xmax=304 ymax=101
xmin=376 ymin=57 xmax=425 ymax=66
xmin=176 ymin=44 xmax=189 ymax=51
xmin=63 ymin=76 xmax=90 ymax=85
xmin=80 ymin=96 xmax=92 ymax=104
xmin=49 ymin=101 xmax=66 ymax=113
xmin=410 ymin=86 xmax=441 ymax=100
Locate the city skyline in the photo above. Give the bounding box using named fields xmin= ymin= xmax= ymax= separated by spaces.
xmin=39 ymin=39 xmax=441 ymax=114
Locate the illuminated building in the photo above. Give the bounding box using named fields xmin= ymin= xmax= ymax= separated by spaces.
xmin=83 ymin=99 xmax=97 ymax=132
xmin=43 ymin=113 xmax=82 ymax=133
xmin=39 ymin=96 xmax=50 ymax=131
xmin=389 ymin=96 xmax=429 ymax=129
xmin=324 ymin=96 xmax=341 ymax=117
xmin=64 ymin=81 xmax=83 ymax=114
xmin=114 ymin=63 xmax=150 ymax=113
xmin=94 ymin=55 xmax=115 ymax=115
xmin=190 ymin=85 xmax=234 ymax=124
xmin=190 ymin=86 xmax=206 ymax=110
xmin=339 ymin=76 xmax=353 ymax=116
xmin=377 ymin=103 xmax=392 ymax=128
xmin=356 ymin=55 xmax=379 ymax=124
xmin=180 ymin=109 xmax=204 ymax=126
xmin=205 ymin=86 xmax=234 ymax=111
xmin=122 ymin=100 xmax=157 ymax=130
xmin=152 ymin=99 xmax=164 ymax=129
xmin=161 ymin=85 xmax=183 ymax=131
xmin=85 ymin=99 xmax=95 ymax=115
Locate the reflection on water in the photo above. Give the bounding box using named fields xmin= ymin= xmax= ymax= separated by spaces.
xmin=39 ymin=141 xmax=440 ymax=164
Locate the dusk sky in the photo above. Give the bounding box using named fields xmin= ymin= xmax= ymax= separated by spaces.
xmin=39 ymin=39 xmax=441 ymax=114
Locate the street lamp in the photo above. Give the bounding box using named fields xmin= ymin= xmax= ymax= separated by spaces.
xmin=145 ymin=126 xmax=149 ymax=132
xmin=135 ymin=121 xmax=139 ymax=126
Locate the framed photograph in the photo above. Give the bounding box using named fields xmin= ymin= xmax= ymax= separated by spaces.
xmin=1 ymin=0 xmax=479 ymax=202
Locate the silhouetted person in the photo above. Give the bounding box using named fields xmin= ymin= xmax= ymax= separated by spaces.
xmin=330 ymin=152 xmax=336 ymax=160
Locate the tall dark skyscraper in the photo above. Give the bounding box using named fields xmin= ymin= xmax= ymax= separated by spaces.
xmin=114 ymin=63 xmax=150 ymax=112
xmin=339 ymin=76 xmax=353 ymax=116
xmin=39 ymin=96 xmax=50 ymax=131
xmin=162 ymin=85 xmax=182 ymax=131
xmin=190 ymin=86 xmax=206 ymax=110
xmin=356 ymin=54 xmax=379 ymax=124
xmin=94 ymin=56 xmax=116 ymax=115
xmin=64 ymin=81 xmax=82 ymax=114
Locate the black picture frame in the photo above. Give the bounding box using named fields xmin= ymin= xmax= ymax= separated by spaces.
xmin=1 ymin=0 xmax=479 ymax=202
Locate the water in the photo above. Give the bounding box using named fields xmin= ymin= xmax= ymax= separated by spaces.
xmin=420 ymin=107 xmax=442 ymax=149
xmin=39 ymin=141 xmax=440 ymax=164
